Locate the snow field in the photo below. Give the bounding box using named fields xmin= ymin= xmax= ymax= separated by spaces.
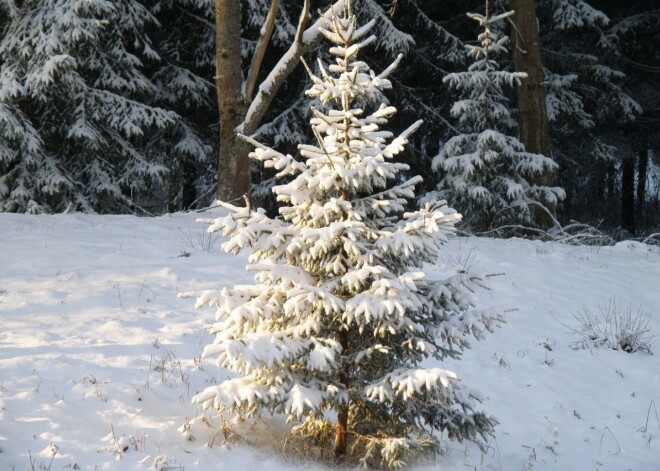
xmin=0 ymin=211 xmax=659 ymax=470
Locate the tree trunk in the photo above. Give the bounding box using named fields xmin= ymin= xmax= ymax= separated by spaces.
xmin=215 ymin=0 xmax=250 ymax=203
xmin=621 ymin=155 xmax=636 ymax=234
xmin=334 ymin=405 xmax=349 ymax=462
xmin=166 ymin=171 xmax=176 ymax=213
xmin=181 ymin=159 xmax=197 ymax=209
xmin=511 ymin=0 xmax=551 ymax=156
xmin=510 ymin=0 xmax=555 ymax=228
xmin=334 ymin=329 xmax=349 ymax=463
xmin=636 ymin=142 xmax=648 ymax=228
xmin=587 ymin=159 xmax=606 ymax=221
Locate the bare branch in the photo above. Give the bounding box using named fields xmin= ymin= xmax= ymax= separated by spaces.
xmin=295 ymin=0 xmax=311 ymax=44
xmin=240 ymin=1 xmax=344 ymax=137
xmin=245 ymin=0 xmax=280 ymax=101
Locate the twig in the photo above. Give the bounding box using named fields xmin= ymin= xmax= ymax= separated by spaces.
xmin=472 ymin=224 xmax=551 ymax=238
xmin=639 ymin=399 xmax=660 ymax=433
xmin=187 ymin=184 xmax=216 ymax=211
xmin=116 ymin=282 xmax=123 ymax=309
xmin=599 ymin=426 xmax=621 ymax=454
xmin=526 ymin=201 xmax=566 ymax=235
xmin=195 ymin=194 xmax=247 ymax=213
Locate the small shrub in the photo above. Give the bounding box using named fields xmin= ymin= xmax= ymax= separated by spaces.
xmin=570 ymin=299 xmax=654 ymax=353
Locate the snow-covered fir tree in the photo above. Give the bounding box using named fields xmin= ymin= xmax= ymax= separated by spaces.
xmin=0 ymin=0 xmax=177 ymax=213
xmin=428 ymin=8 xmax=565 ymax=232
xmin=188 ymin=2 xmax=503 ymax=467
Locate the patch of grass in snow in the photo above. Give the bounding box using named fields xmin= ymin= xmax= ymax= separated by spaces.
xmin=151 ymin=349 xmax=189 ymax=388
xmin=178 ymin=228 xmax=219 ymax=253
xmin=441 ymin=241 xmax=481 ymax=274
xmin=568 ymin=299 xmax=655 ymax=354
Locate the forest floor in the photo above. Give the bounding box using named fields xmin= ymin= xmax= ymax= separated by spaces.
xmin=0 ymin=210 xmax=659 ymax=470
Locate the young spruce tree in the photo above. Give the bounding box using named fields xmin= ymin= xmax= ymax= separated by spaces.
xmin=190 ymin=2 xmax=502 ymax=467
xmin=429 ymin=8 xmax=565 ymax=232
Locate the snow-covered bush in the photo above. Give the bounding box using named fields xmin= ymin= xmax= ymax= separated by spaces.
xmin=571 ymin=299 xmax=654 ymax=354
xmin=187 ymin=2 xmax=503 ymax=468
xmin=427 ymin=9 xmax=564 ymax=232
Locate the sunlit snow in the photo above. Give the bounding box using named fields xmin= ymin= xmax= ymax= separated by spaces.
xmin=0 ymin=210 xmax=658 ymax=470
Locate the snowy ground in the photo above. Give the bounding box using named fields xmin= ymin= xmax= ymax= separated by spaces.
xmin=0 ymin=210 xmax=659 ymax=471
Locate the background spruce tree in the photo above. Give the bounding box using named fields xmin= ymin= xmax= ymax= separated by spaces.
xmin=0 ymin=0 xmax=179 ymax=213
xmin=428 ymin=6 xmax=564 ymax=232
xmin=146 ymin=0 xmax=217 ymax=211
xmin=189 ymin=2 xmax=503 ymax=468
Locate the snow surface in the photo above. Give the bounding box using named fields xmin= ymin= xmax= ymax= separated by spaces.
xmin=0 ymin=210 xmax=659 ymax=470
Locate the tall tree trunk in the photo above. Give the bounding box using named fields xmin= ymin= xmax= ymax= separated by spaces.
xmin=621 ymin=155 xmax=636 ymax=234
xmin=605 ymin=161 xmax=617 ymax=226
xmin=166 ymin=172 xmax=176 ymax=213
xmin=636 ymin=142 xmax=648 ymax=228
xmin=511 ymin=0 xmax=551 ymax=156
xmin=510 ymin=0 xmax=555 ymax=228
xmin=215 ymin=0 xmax=250 ymax=203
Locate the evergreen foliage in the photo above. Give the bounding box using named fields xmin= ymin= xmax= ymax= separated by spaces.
xmin=147 ymin=0 xmax=217 ymax=211
xmin=250 ymin=0 xmax=421 ymax=207
xmin=538 ymin=0 xmax=644 ymax=229
xmin=429 ymin=9 xmax=564 ymax=232
xmin=0 ymin=0 xmax=657 ymax=233
xmin=189 ymin=3 xmax=503 ymax=467
xmin=0 ymin=0 xmax=182 ymax=213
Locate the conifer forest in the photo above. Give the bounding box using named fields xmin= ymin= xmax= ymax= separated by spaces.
xmin=1 ymin=0 xmax=658 ymax=236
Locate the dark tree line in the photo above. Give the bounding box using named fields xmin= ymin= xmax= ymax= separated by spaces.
xmin=1 ymin=0 xmax=658 ymax=235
